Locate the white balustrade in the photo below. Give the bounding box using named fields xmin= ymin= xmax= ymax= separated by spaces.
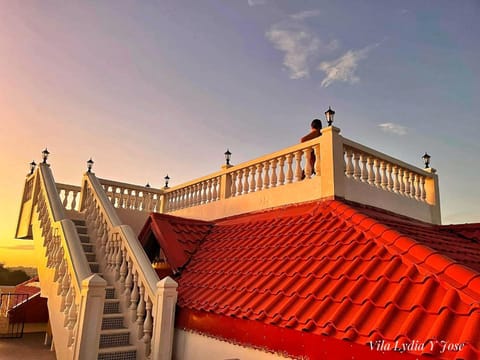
xmin=31 ymin=163 xmax=103 ymax=360
xmin=343 ymin=142 xmax=432 ymax=202
xmin=81 ymin=172 xmax=176 ymax=358
xmin=99 ymin=178 xmax=163 ymax=212
xmin=57 ymin=183 xmax=81 ymax=211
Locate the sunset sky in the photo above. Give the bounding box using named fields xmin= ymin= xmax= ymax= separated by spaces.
xmin=1 ymin=0 xmax=479 ymax=267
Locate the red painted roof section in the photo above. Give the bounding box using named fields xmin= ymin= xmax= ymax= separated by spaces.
xmin=143 ymin=200 xmax=480 ymax=359
xmin=138 ymin=213 xmax=212 ymax=272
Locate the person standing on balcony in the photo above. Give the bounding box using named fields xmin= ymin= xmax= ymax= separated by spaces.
xmin=300 ymin=119 xmax=322 ymax=142
xmin=300 ymin=119 xmax=322 ymax=176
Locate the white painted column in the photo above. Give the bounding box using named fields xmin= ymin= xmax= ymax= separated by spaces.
xmin=319 ymin=126 xmax=345 ymax=198
xmin=151 ymin=276 xmax=178 ymax=360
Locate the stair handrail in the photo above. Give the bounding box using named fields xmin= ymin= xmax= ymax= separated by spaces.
xmin=80 ymin=171 xmax=165 ymax=357
xmin=34 ymin=163 xmax=106 ymax=360
xmin=37 ymin=163 xmax=92 ymax=292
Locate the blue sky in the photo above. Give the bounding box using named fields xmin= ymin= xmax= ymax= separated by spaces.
xmin=0 ymin=0 xmax=479 ymax=266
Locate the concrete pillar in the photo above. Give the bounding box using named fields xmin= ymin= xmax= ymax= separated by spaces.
xmin=151 ymin=276 xmax=178 ymax=360
xmin=74 ymin=274 xmax=106 ymax=360
xmin=319 ymin=126 xmax=345 ymax=199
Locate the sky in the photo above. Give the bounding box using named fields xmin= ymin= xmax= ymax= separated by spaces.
xmin=0 ymin=0 xmax=479 ymax=267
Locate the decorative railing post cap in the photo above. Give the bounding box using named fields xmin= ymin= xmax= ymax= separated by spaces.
xmin=157 ymin=276 xmax=178 ymax=289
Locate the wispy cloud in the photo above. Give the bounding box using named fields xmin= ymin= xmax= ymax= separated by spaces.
xmin=318 ymin=43 xmax=379 ymax=87
xmin=247 ymin=0 xmax=266 ymax=6
xmin=290 ymin=10 xmax=321 ymax=21
xmin=265 ymin=23 xmax=320 ymax=79
xmin=378 ymin=122 xmax=408 ymax=135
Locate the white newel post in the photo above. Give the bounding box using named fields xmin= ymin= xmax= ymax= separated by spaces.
xmin=220 ymin=164 xmax=233 ymax=200
xmin=425 ymin=168 xmax=442 ymax=224
xmin=74 ymin=274 xmax=107 ymax=360
xmin=320 ymin=126 xmax=345 ymax=198
xmin=152 ymin=277 xmax=178 ymax=360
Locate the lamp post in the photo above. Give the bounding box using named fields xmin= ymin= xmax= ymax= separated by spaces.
xmin=325 ymin=106 xmax=335 ymax=126
xmin=87 ymin=158 xmax=94 ymax=173
xmin=42 ymin=148 xmax=50 ymax=164
xmin=29 ymin=160 xmax=36 ymax=175
xmin=422 ymin=152 xmax=431 ymax=169
xmin=224 ymin=149 xmax=232 ymax=166
xmin=164 ymin=174 xmax=170 ymax=189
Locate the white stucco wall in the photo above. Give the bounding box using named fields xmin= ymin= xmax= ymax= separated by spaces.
xmin=173 ymin=329 xmax=290 ymax=360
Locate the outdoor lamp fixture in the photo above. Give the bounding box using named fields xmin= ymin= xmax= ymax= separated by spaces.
xmin=325 ymin=106 xmax=335 ymax=126
xmin=164 ymin=174 xmax=170 ymax=189
xmin=224 ymin=149 xmax=232 ymax=166
xmin=29 ymin=160 xmax=36 ymax=175
xmin=42 ymin=148 xmax=50 ymax=164
xmin=422 ymin=152 xmax=431 ymax=169
xmin=145 ymin=182 xmax=151 ymax=188
xmin=87 ymin=158 xmax=94 ymax=173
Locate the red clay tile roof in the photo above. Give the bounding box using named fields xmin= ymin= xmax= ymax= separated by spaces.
xmin=138 ymin=213 xmax=212 ymax=272
xmin=143 ymin=200 xmax=480 ymax=359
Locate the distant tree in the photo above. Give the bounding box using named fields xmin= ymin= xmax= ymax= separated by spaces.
xmin=0 ymin=263 xmax=30 ymax=286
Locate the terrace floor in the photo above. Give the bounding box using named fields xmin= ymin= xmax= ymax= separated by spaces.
xmin=0 ymin=332 xmax=55 ymax=360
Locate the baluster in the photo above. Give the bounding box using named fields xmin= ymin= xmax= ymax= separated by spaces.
xmin=115 ymin=238 xmax=122 ymax=280
xmin=380 ymin=161 xmax=388 ymax=189
xmin=387 ymin=164 xmax=394 ymax=191
xmin=294 ymin=151 xmax=303 ymax=181
xmin=286 ymin=154 xmax=294 ymax=183
xmin=314 ymin=144 xmax=321 ymax=176
xmin=111 ymin=187 xmax=117 ymax=207
xmin=143 ymin=298 xmax=153 ymax=357
xmin=212 ymin=177 xmax=219 ymax=200
xmin=374 ymin=159 xmax=381 ymax=187
xmin=249 ymin=166 xmax=256 ymax=192
xmin=196 ymin=183 xmax=202 ymax=204
xmin=404 ymin=171 xmax=411 ymax=196
xmin=361 ymin=154 xmax=368 ymax=182
xmin=119 ymin=249 xmax=127 ymax=292
xmin=124 ymin=259 xmax=133 ymax=299
xmin=230 ymin=172 xmax=237 ymax=197
xmin=64 ymin=285 xmax=73 ymax=322
xmin=136 ymin=284 xmax=146 ymax=339
xmin=278 ymin=156 xmax=286 ymax=185
xmin=236 ymin=170 xmax=243 ymax=196
xmin=67 ymin=293 xmax=77 ymax=346
xmin=60 ymin=272 xmax=70 ymax=311
xmin=201 ymin=181 xmax=207 ymax=203
xmin=304 ymin=148 xmax=312 ymax=179
xmin=345 ymin=149 xmax=354 ymax=177
xmin=241 ymin=168 xmax=249 ymax=194
xmin=420 ymin=176 xmax=426 ymax=201
xmin=398 ymin=168 xmax=405 ymax=195
xmin=130 ymin=272 xmax=139 ymax=322
xmin=71 ymin=190 xmax=78 ymax=210
xmin=411 ymin=174 xmax=418 ymax=199
xmin=62 ymin=190 xmax=68 ymax=208
xmin=193 ymin=184 xmax=199 ymax=206
xmin=205 ymin=180 xmax=212 ymax=202
xmin=270 ymin=159 xmax=278 ymax=187
xmin=256 ymin=163 xmax=263 ymax=191
xmin=393 ymin=166 xmax=400 ymax=193
xmin=263 ymin=162 xmax=270 ymax=189
xmin=353 ymin=152 xmax=361 ymax=180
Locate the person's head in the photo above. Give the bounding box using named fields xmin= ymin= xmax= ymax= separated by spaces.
xmin=311 ymin=119 xmax=322 ymax=131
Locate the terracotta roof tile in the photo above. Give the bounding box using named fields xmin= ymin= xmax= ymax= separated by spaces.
xmin=142 ymin=200 xmax=480 ymax=358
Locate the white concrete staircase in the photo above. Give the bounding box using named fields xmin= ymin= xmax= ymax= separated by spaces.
xmin=73 ymin=219 xmax=136 ymax=360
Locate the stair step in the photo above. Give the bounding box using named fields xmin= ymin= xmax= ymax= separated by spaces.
xmin=105 ymin=286 xmax=116 ymax=299
xmin=102 ymin=314 xmax=125 ymax=330
xmin=104 ymin=299 xmax=120 ymax=314
xmin=85 ymin=252 xmax=96 ymax=262
xmin=75 ymin=225 xmax=88 ymax=234
xmin=97 ymin=345 xmax=136 ymax=360
xmin=79 ymin=233 xmax=90 ymax=243
xmin=99 ymin=329 xmax=130 ymax=348
xmin=82 ymin=243 xmax=94 ymax=252
xmin=89 ymin=262 xmax=100 ymax=273
xmin=72 ymin=219 xmax=86 ymax=226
